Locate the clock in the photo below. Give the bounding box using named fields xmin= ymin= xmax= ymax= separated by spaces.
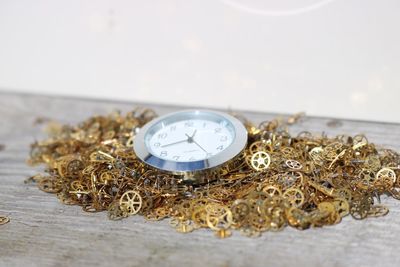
xmin=133 ymin=110 xmax=247 ymax=183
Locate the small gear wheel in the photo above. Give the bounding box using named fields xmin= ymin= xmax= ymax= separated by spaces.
xmin=250 ymin=151 xmax=271 ymax=171
xmin=119 ymin=190 xmax=142 ymax=215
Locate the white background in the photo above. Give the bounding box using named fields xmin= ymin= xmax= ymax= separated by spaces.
xmin=0 ymin=0 xmax=399 ymax=122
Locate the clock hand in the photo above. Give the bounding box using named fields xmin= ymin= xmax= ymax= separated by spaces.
xmin=160 ymin=138 xmax=188 ymax=148
xmin=185 ymin=130 xmax=196 ymax=140
xmin=163 ymin=130 xmax=199 ymax=148
xmin=191 ymin=139 xmax=208 ymax=154
xmin=185 ymin=130 xmax=208 ymax=154
xmin=193 ymin=140 xmax=208 ymax=154
xmin=185 ymin=133 xmax=193 ymax=142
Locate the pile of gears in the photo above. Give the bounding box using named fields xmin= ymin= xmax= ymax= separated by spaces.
xmin=28 ymin=109 xmax=400 ymax=238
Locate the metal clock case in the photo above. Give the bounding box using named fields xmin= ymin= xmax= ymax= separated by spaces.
xmin=133 ymin=109 xmax=248 ymax=183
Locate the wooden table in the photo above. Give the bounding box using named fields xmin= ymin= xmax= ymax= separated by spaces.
xmin=1 ymin=92 xmax=399 ymax=267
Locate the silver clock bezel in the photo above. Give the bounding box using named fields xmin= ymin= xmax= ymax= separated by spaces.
xmin=133 ymin=109 xmax=248 ymax=173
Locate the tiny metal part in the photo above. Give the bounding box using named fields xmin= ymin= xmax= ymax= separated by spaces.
xmin=214 ymin=229 xmax=232 ymax=239
xmin=27 ymin=109 xmax=400 ymax=238
xmin=0 ymin=216 xmax=10 ymax=225
xmin=283 ymin=188 xmax=305 ymax=208
xmin=367 ymin=205 xmax=389 ymax=218
xmin=250 ymin=151 xmax=271 ymax=171
xmin=376 ymin=168 xmax=397 ymax=183
xmin=287 ymin=112 xmax=305 ymax=125
xmin=285 ymin=159 xmax=303 ymax=170
xmin=206 ymin=204 xmax=233 ymax=231
xmin=332 ymin=198 xmax=350 ymax=217
xmin=119 ymin=190 xmax=142 ymax=215
xmin=0 ymin=144 xmax=5 ymax=151
xmin=262 ymin=185 xmax=282 ymax=197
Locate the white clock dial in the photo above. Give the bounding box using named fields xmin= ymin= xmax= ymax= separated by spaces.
xmin=146 ymin=119 xmax=234 ymax=162
xmin=134 ymin=110 xmax=247 ymax=174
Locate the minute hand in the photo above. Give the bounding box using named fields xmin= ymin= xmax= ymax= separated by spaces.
xmin=161 ymin=139 xmax=187 ymax=148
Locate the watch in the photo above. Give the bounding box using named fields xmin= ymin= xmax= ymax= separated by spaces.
xmin=133 ymin=110 xmax=248 ymax=184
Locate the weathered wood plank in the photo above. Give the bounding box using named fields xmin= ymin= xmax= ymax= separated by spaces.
xmin=1 ymin=92 xmax=400 ymax=267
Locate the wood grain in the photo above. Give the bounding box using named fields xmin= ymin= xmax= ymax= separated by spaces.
xmin=1 ymin=92 xmax=400 ymax=267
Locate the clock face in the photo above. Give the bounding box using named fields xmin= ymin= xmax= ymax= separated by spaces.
xmin=134 ymin=110 xmax=247 ymax=173
xmin=146 ymin=118 xmax=234 ymax=162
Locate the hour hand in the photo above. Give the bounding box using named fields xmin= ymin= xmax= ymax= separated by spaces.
xmin=185 ymin=130 xmax=197 ymax=140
